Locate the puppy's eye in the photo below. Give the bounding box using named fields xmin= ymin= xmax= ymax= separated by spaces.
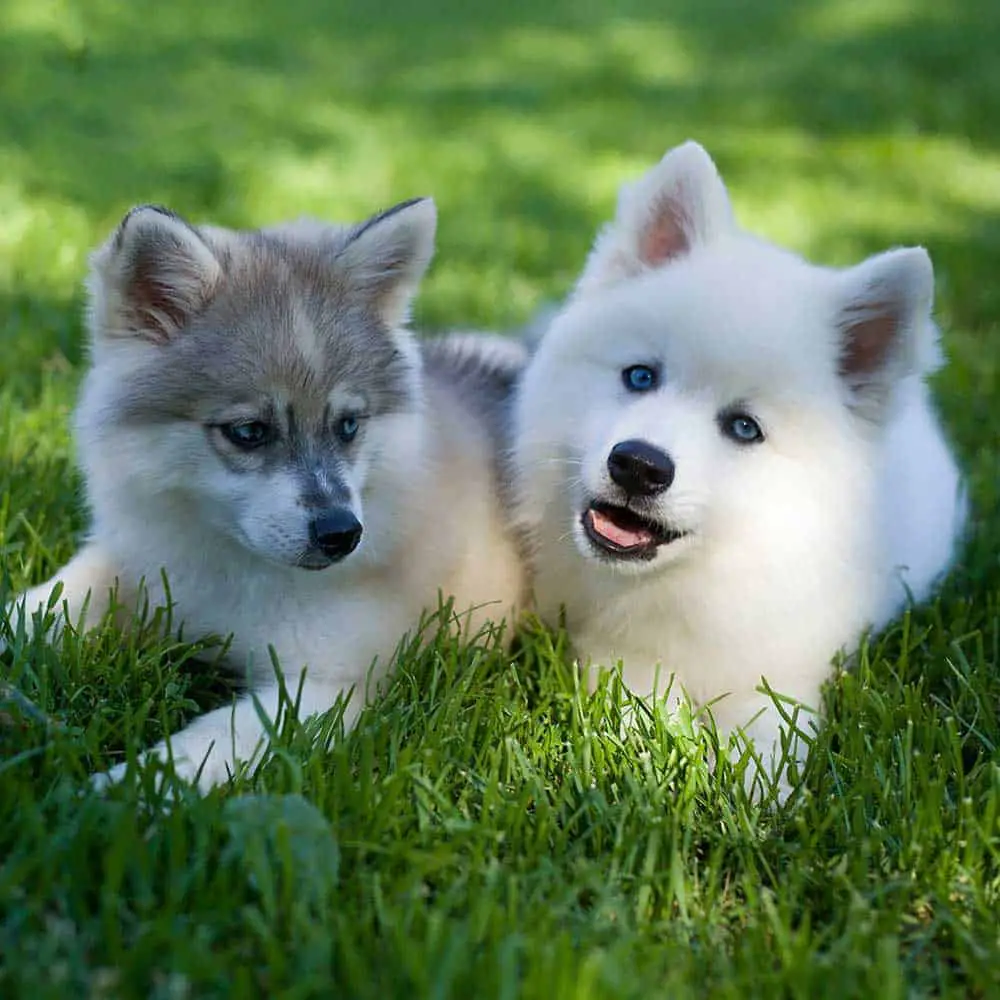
xmin=219 ymin=420 xmax=274 ymax=449
xmin=720 ymin=411 xmax=764 ymax=445
xmin=337 ymin=414 xmax=361 ymax=444
xmin=622 ymin=364 xmax=659 ymax=393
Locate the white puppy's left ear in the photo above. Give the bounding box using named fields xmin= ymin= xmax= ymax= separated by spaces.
xmin=834 ymin=246 xmax=937 ymax=419
xmin=577 ymin=140 xmax=733 ymax=294
xmin=338 ymin=197 xmax=437 ymax=328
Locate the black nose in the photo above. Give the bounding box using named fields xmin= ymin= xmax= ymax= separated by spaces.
xmin=607 ymin=439 xmax=675 ymax=496
xmin=309 ymin=510 xmax=363 ymax=561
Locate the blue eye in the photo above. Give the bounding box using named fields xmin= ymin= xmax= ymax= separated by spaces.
xmin=337 ymin=414 xmax=360 ymax=443
xmin=721 ymin=411 xmax=764 ymax=445
xmin=219 ymin=420 xmax=273 ymax=449
xmin=622 ymin=364 xmax=659 ymax=393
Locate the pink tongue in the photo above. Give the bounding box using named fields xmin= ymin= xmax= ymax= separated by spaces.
xmin=588 ymin=507 xmax=653 ymax=549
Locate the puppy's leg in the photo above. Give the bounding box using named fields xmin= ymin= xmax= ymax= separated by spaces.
xmin=5 ymin=543 xmax=123 ymax=645
xmin=709 ymin=688 xmax=819 ymax=804
xmin=96 ymin=675 xmax=362 ymax=792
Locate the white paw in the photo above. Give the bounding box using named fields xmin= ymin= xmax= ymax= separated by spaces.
xmin=89 ymin=759 xmax=133 ymax=793
xmin=170 ymin=752 xmax=225 ymax=789
xmin=90 ymin=741 xmax=238 ymax=795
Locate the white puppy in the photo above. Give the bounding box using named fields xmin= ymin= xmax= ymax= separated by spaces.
xmin=514 ymin=141 xmax=966 ymax=790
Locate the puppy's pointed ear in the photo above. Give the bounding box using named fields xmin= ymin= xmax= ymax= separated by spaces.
xmin=577 ymin=140 xmax=733 ymax=294
xmin=88 ymin=205 xmax=222 ymax=344
xmin=338 ymin=197 xmax=436 ymax=328
xmin=834 ymin=246 xmax=937 ymax=420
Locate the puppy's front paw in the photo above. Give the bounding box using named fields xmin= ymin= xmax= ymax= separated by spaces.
xmin=91 ymin=738 xmax=236 ymax=796
xmin=90 ymin=760 xmax=130 ymax=793
xmin=90 ymin=757 xmax=183 ymax=809
xmin=90 ymin=751 xmax=188 ymax=803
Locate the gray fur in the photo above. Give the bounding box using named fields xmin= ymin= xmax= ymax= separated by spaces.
xmin=102 ymin=219 xmax=417 ymax=428
xmin=420 ymin=332 xmax=528 ymax=453
xmin=420 ymin=332 xmax=532 ymax=566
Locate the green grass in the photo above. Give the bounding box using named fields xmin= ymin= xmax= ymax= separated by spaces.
xmin=1 ymin=0 xmax=999 ymax=995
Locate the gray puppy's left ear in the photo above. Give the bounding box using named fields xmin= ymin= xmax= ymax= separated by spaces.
xmin=338 ymin=197 xmax=437 ymax=328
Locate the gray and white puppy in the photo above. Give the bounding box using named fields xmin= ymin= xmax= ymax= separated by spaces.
xmin=9 ymin=198 xmax=526 ymax=789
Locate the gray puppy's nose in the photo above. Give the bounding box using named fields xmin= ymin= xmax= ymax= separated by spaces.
xmin=309 ymin=510 xmax=363 ymax=561
xmin=607 ymin=439 xmax=675 ymax=497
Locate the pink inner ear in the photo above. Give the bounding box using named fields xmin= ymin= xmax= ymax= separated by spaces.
xmin=639 ymin=197 xmax=691 ymax=267
xmin=839 ymin=302 xmax=898 ymax=377
xmin=128 ymin=244 xmax=200 ymax=342
xmin=133 ymin=273 xmax=183 ymax=336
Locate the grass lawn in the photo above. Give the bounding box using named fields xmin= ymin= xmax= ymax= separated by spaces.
xmin=1 ymin=0 xmax=999 ymax=995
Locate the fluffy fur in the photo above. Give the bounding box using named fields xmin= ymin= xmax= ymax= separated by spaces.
xmin=9 ymin=200 xmax=527 ymax=789
xmin=513 ymin=141 xmax=966 ymax=791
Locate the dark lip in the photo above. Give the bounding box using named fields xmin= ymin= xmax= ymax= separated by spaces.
xmin=581 ymin=500 xmax=688 ymax=561
xmin=295 ymin=551 xmax=335 ymax=571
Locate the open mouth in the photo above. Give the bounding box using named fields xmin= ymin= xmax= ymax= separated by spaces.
xmin=581 ymin=501 xmax=687 ymax=560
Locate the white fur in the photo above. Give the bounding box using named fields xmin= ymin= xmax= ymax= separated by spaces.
xmin=10 ymin=201 xmax=524 ymax=790
xmin=514 ymin=141 xmax=966 ymax=793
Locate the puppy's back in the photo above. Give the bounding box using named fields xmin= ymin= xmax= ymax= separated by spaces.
xmin=420 ymin=333 xmax=528 ymax=453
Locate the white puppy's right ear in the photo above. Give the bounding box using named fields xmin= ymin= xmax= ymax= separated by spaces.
xmin=88 ymin=205 xmax=222 ymax=344
xmin=577 ymin=140 xmax=733 ymax=294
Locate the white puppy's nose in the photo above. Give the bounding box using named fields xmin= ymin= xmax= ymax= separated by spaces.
xmin=607 ymin=439 xmax=675 ymax=497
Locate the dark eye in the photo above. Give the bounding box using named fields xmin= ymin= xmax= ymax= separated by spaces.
xmin=219 ymin=420 xmax=273 ymax=449
xmin=622 ymin=364 xmax=659 ymax=393
xmin=337 ymin=414 xmax=361 ymax=443
xmin=720 ymin=411 xmax=764 ymax=445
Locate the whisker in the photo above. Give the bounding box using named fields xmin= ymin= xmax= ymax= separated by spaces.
xmin=526 ymin=456 xmax=585 ymax=471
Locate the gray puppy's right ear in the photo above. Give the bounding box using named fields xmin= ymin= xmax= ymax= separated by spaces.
xmin=337 ymin=197 xmax=437 ymax=328
xmin=88 ymin=205 xmax=222 ymax=343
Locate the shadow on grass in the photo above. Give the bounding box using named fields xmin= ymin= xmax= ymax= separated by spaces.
xmin=1 ymin=0 xmax=997 ymax=233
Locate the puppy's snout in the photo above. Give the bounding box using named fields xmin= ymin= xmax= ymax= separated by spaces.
xmin=607 ymin=439 xmax=675 ymax=497
xmin=309 ymin=509 xmax=363 ymax=561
